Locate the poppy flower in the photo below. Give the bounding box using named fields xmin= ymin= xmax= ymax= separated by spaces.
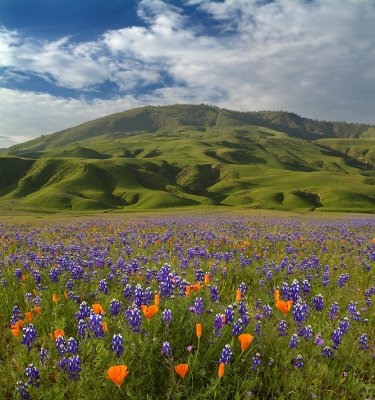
xmin=92 ymin=303 xmax=105 ymax=315
xmin=196 ymin=323 xmax=202 ymax=337
xmin=236 ymin=290 xmax=241 ymax=302
xmin=218 ymin=362 xmax=225 ymax=378
xmin=274 ymin=289 xmax=280 ymax=302
xmin=33 ymin=306 xmax=42 ymax=314
xmin=154 ymin=294 xmax=160 ymax=306
xmin=204 ymin=274 xmax=210 ymax=285
xmin=52 ymin=293 xmax=58 ymax=304
xmin=11 ymin=328 xmax=20 ymax=337
xmin=141 ymin=304 xmax=158 ymax=319
xmin=24 ymin=312 xmax=33 ymax=323
xmin=275 ymin=300 xmax=293 ymax=315
xmin=238 ymin=333 xmax=254 ymax=351
xmin=11 ymin=320 xmax=24 ymax=330
xmin=175 ymin=364 xmax=189 ymax=378
xmin=50 ymin=329 xmax=65 ymax=340
xmin=106 ymin=365 xmax=129 ymax=387
xmin=191 ymin=283 xmax=201 ymax=292
xmin=102 ymin=322 xmax=108 ymax=332
xmin=185 ymin=285 xmax=191 ymax=296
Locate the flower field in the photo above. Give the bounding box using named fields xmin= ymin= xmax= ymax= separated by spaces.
xmin=0 ymin=215 xmax=374 ymax=399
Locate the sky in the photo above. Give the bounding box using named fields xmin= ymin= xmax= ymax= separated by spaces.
xmin=0 ymin=0 xmax=374 ymax=148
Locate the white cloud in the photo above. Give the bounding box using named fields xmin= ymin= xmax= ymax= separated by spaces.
xmin=0 ymin=0 xmax=374 ymax=147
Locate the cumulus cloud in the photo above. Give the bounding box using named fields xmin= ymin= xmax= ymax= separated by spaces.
xmin=0 ymin=0 xmax=374 ymax=146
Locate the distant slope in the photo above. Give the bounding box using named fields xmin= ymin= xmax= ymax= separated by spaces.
xmin=0 ymin=105 xmax=374 ymax=213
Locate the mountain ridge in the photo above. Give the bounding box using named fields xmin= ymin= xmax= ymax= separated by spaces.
xmin=0 ymin=104 xmax=374 ymax=213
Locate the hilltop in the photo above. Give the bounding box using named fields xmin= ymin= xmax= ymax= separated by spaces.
xmin=0 ymin=104 xmax=374 ymax=213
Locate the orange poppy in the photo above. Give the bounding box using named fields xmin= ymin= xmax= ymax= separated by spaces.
xmin=11 ymin=328 xmax=20 ymax=337
xmin=218 ymin=362 xmax=225 ymax=378
xmin=191 ymin=283 xmax=201 ymax=292
xmin=92 ymin=303 xmax=105 ymax=315
xmin=185 ymin=285 xmax=191 ymax=296
xmin=52 ymin=293 xmax=58 ymax=304
xmin=33 ymin=306 xmax=42 ymax=314
xmin=154 ymin=294 xmax=160 ymax=306
xmin=64 ymin=291 xmax=68 ymax=299
xmin=235 ymin=289 xmax=241 ymax=302
xmin=274 ymin=289 xmax=280 ymax=302
xmin=141 ymin=304 xmax=158 ymax=319
xmin=196 ymin=323 xmax=202 ymax=337
xmin=50 ymin=329 xmax=65 ymax=340
xmin=102 ymin=322 xmax=108 ymax=332
xmin=21 ymin=274 xmax=27 ymax=281
xmin=204 ymin=274 xmax=210 ymax=285
xmin=238 ymin=333 xmax=254 ymax=351
xmin=11 ymin=320 xmax=24 ymax=330
xmin=24 ymin=312 xmax=33 ymax=323
xmin=106 ymin=365 xmax=129 ymax=387
xmin=175 ymin=364 xmax=189 ymax=378
xmin=275 ymin=300 xmax=293 ymax=315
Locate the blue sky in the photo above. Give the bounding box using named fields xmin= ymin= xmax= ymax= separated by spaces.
xmin=1 ymin=0 xmax=374 ymax=148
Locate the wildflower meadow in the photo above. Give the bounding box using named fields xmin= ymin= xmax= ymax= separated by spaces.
xmin=0 ymin=215 xmax=374 ymax=399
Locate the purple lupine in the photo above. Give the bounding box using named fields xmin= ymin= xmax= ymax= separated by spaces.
xmin=213 ymin=314 xmax=224 ymax=336
xmin=292 ymin=301 xmax=310 ymax=325
xmin=277 ymin=320 xmax=288 ymax=336
xmin=331 ymin=328 xmax=344 ymax=347
xmin=224 ymin=305 xmax=235 ymax=324
xmin=162 ymin=309 xmax=173 ymax=325
xmin=59 ymin=355 xmax=82 ymax=380
xmin=125 ymin=307 xmax=142 ymax=333
xmin=311 ymin=294 xmax=324 ymax=311
xmin=67 ymin=337 xmax=79 ymax=354
xmin=75 ymin=301 xmax=91 ymax=320
xmin=251 ymin=353 xmax=262 ymax=370
xmin=210 ymin=286 xmax=220 ymax=302
xmin=109 ymin=299 xmax=123 ymax=316
xmin=238 ymin=282 xmax=247 ymax=295
xmin=339 ymin=317 xmax=350 ymax=333
xmin=161 ymin=341 xmax=172 ymax=357
xmin=322 ymin=271 xmax=330 ymax=287
xmin=358 ymin=333 xmax=369 ymax=350
xmin=338 ymin=273 xmax=350 ymax=288
xmin=77 ymin=319 xmax=87 ymax=339
xmin=88 ymin=313 xmax=105 ymax=338
xmin=21 ymin=324 xmax=37 ymax=351
xmin=99 ymin=279 xmax=109 ymax=294
xmin=263 ymin=304 xmax=272 ymax=318
xmin=290 ymin=279 xmax=301 ymax=301
xmin=133 ymin=284 xmax=145 ymax=307
xmin=219 ymin=344 xmax=233 ymax=365
xmin=289 ymin=334 xmax=299 ymax=349
xmin=55 ymin=336 xmax=67 ymax=356
xmin=293 ymin=355 xmax=304 ymax=368
xmin=40 ymin=347 xmax=49 ymax=365
xmin=321 ymin=346 xmax=334 ymax=358
xmin=25 ymin=364 xmax=40 ymax=387
xmin=255 ymin=321 xmax=262 ymax=337
xmin=193 ymin=297 xmax=204 ymax=315
xmin=231 ymin=320 xmax=244 ymax=336
xmin=329 ymin=302 xmax=340 ymax=320
xmin=302 ymin=279 xmax=311 ymax=295
xmin=298 ymin=325 xmax=313 ymax=341
xmin=111 ymin=334 xmax=124 ymax=356
xmin=314 ymin=333 xmax=325 ymax=346
xmin=15 ymin=380 xmax=30 ymax=400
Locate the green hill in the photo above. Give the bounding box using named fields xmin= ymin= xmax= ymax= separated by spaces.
xmin=0 ymin=105 xmax=374 ymax=213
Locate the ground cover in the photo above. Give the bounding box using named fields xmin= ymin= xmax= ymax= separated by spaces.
xmin=0 ymin=214 xmax=374 ymax=399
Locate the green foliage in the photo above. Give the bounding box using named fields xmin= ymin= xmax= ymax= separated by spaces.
xmin=0 ymin=105 xmax=374 ymax=213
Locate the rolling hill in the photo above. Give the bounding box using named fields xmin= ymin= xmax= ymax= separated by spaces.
xmin=0 ymin=104 xmax=374 ymax=213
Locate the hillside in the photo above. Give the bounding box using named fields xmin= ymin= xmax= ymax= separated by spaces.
xmin=0 ymin=105 xmax=374 ymax=213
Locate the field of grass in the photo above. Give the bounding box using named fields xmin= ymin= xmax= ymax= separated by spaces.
xmin=0 ymin=213 xmax=374 ymax=399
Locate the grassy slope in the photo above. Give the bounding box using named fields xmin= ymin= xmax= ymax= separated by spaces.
xmin=0 ymin=105 xmax=374 ymax=213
